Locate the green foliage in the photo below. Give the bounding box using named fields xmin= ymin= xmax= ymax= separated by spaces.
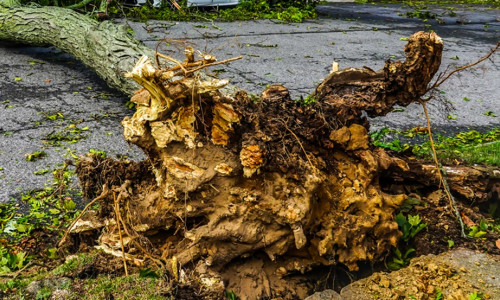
xmin=395 ymin=213 xmax=428 ymax=243
xmin=388 ymin=213 xmax=427 ymax=270
xmin=435 ymin=287 xmax=443 ymax=300
xmin=371 ymin=128 xmax=500 ymax=166
xmin=44 ymin=124 xmax=89 ymax=146
xmin=399 ymin=197 xmax=422 ymax=213
xmin=125 ymin=100 xmax=136 ymax=109
xmin=298 ymin=95 xmax=316 ymax=106
xmin=109 ymin=0 xmax=317 ymax=23
xmin=53 ymin=253 xmax=93 ymax=275
xmin=469 ymin=292 xmax=483 ymax=300
xmin=89 ymin=148 xmax=107 ymax=158
xmin=226 ymin=290 xmax=240 ymax=300
xmin=139 ymin=268 xmax=159 ymax=279
xmin=370 ymin=127 xmax=411 ymax=152
xmin=36 ymin=287 xmax=52 ymax=299
xmin=467 ymin=220 xmax=490 ymax=238
xmin=0 ymin=245 xmax=29 ymax=274
xmin=25 ymin=151 xmax=48 ymax=162
xmin=358 ymin=0 xmax=499 ymax=9
xmin=0 ymin=202 xmax=15 ymax=231
xmin=387 ymin=247 xmax=415 ymax=270
xmin=1 ymin=165 xmax=80 ymax=270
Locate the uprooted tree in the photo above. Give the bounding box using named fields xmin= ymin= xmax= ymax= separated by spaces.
xmin=66 ymin=32 xmax=486 ymax=299
xmin=2 ymin=4 xmax=498 ymax=298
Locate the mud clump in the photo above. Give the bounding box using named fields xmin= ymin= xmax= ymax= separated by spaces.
xmin=72 ymin=32 xmax=444 ymax=299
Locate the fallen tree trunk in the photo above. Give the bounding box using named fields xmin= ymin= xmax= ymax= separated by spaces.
xmin=385 ymin=163 xmax=500 ymax=203
xmin=0 ymin=1 xmax=154 ymax=95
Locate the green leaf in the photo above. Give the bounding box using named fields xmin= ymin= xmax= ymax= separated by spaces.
xmin=468 ymin=225 xmax=479 ymax=237
xmin=47 ymin=248 xmax=59 ymax=260
xmin=408 ymin=214 xmax=422 ymax=226
xmin=484 ymin=111 xmax=497 ymax=117
xmin=64 ymin=199 xmax=76 ymax=211
xmin=49 ymin=208 xmax=61 ymax=215
xmin=395 ymin=213 xmax=407 ymax=228
xmin=387 ymin=261 xmax=402 ymax=271
xmin=14 ymin=77 xmax=22 ymax=82
xmin=403 ymin=248 xmax=416 ymax=258
xmin=447 ymin=114 xmax=457 ymax=120
xmin=15 ymin=223 xmax=29 ymax=233
xmin=139 ymin=268 xmax=159 ymax=279
xmin=479 ymin=219 xmax=489 ymax=231
xmin=447 ymin=239 xmax=454 ymax=248
xmin=474 ymin=231 xmax=487 ymax=238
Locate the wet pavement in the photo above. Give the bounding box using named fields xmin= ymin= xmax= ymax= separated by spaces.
xmin=0 ymin=2 xmax=499 ymax=202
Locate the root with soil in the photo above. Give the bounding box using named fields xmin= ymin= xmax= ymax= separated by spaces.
xmin=59 ymin=32 xmax=498 ymax=299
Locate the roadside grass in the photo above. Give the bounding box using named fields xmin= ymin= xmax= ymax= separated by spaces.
xmin=112 ymin=0 xmax=318 ymax=23
xmin=439 ymin=141 xmax=499 ymax=166
xmin=371 ymin=128 xmax=500 ymax=166
xmin=357 ymin=0 xmax=499 ymax=7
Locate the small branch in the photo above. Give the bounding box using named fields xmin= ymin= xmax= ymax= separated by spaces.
xmin=58 ymin=184 xmax=109 ymax=247
xmin=156 ymin=52 xmax=188 ymax=74
xmin=427 ymin=41 xmax=499 ymax=91
xmin=0 ymin=261 xmax=34 ymax=279
xmin=184 ymin=56 xmax=242 ymax=75
xmin=419 ymin=100 xmax=466 ymax=238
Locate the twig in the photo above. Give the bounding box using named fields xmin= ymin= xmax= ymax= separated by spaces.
xmin=58 ymin=184 xmax=109 ymax=247
xmin=0 ymin=261 xmax=34 ymax=279
xmin=419 ymin=100 xmax=466 ymax=238
xmin=114 ymin=191 xmax=128 ymax=276
xmin=156 ymin=52 xmax=188 ymax=74
xmin=427 ymin=41 xmax=499 ymax=91
xmin=183 ymin=56 xmax=242 ymax=75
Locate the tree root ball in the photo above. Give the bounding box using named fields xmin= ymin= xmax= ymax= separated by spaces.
xmin=74 ymin=32 xmax=444 ymax=299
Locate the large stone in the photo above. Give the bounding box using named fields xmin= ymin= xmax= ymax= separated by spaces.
xmin=340 ymin=248 xmax=500 ymax=299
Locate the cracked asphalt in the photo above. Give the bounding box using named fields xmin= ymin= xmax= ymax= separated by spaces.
xmin=0 ymin=2 xmax=499 ymax=202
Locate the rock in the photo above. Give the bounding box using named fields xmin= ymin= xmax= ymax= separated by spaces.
xmin=24 ymin=277 xmax=72 ymax=298
xmin=51 ymin=289 xmax=71 ymax=300
xmin=25 ymin=280 xmax=42 ymax=296
xmin=305 ymin=289 xmax=341 ymax=300
xmin=340 ymin=248 xmax=500 ymax=299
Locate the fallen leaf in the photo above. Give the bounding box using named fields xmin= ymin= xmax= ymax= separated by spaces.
xmin=460 ymin=212 xmax=476 ymax=227
xmin=45 ymin=79 xmax=51 ymax=83
xmin=496 ymin=239 xmax=500 ymax=250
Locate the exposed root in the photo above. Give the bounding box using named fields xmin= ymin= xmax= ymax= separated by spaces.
xmin=419 ymin=100 xmax=466 ymax=238
xmin=69 ymin=32 xmax=456 ymax=299
xmin=58 ymin=184 xmax=110 ymax=248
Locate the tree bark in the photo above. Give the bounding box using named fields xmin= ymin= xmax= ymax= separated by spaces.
xmin=0 ymin=2 xmax=154 ymax=95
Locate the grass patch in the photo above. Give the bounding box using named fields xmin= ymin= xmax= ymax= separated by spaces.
xmin=112 ymin=0 xmax=317 ymax=23
xmin=357 ymin=0 xmax=499 ymax=7
xmin=19 ymin=0 xmax=318 ymax=23
xmin=371 ymin=128 xmax=500 ymax=166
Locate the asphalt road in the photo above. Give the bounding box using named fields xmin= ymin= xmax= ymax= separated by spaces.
xmin=0 ymin=2 xmax=499 ymax=202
